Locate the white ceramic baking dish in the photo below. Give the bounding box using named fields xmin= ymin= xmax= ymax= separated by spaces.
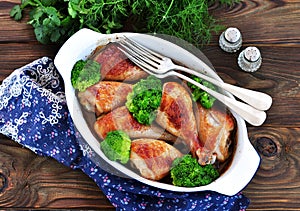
xmin=54 ymin=28 xmax=260 ymax=196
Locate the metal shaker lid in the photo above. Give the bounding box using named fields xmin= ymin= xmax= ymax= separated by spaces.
xmin=224 ymin=27 xmax=241 ymax=43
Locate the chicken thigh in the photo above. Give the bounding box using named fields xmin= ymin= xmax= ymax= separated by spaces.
xmin=130 ymin=139 xmax=183 ymax=180
xmin=94 ymin=106 xmax=177 ymax=142
xmin=90 ymin=43 xmax=148 ymax=81
xmin=78 ymin=81 xmax=132 ymax=115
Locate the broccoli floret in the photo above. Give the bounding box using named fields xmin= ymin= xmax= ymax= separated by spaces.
xmin=100 ymin=130 xmax=131 ymax=164
xmin=126 ymin=75 xmax=162 ymax=125
xmin=71 ymin=59 xmax=101 ymax=92
xmin=187 ymin=75 xmax=216 ymax=109
xmin=170 ymin=154 xmax=219 ymax=187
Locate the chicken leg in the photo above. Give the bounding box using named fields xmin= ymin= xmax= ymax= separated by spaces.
xmin=156 ymin=82 xmax=202 ymax=157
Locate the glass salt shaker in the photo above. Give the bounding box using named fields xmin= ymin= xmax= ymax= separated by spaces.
xmin=238 ymin=46 xmax=262 ymax=72
xmin=219 ymin=27 xmax=242 ymax=53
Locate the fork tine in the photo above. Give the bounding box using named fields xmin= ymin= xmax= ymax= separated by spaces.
xmin=122 ymin=36 xmax=164 ymax=63
xmin=118 ymin=43 xmax=157 ymax=73
xmin=119 ymin=38 xmax=161 ymax=68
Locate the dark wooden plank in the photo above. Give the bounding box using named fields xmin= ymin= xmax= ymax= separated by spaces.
xmin=0 ymin=1 xmax=59 ymax=81
xmin=245 ymin=127 xmax=300 ymax=210
xmin=0 ymin=1 xmax=37 ymax=42
xmin=209 ymin=0 xmax=300 ymax=45
xmin=0 ymin=135 xmax=114 ymax=210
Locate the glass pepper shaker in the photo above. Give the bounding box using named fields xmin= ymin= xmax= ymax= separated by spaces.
xmin=238 ymin=46 xmax=262 ymax=72
xmin=219 ymin=27 xmax=242 ymax=53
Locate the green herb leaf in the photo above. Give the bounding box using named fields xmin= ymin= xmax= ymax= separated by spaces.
xmin=44 ymin=7 xmax=61 ymax=26
xmin=41 ymin=0 xmax=58 ymax=7
xmin=67 ymin=1 xmax=78 ymax=18
xmin=50 ymin=28 xmax=61 ymax=42
xmin=10 ymin=5 xmax=23 ymax=20
xmin=34 ymin=26 xmax=50 ymax=44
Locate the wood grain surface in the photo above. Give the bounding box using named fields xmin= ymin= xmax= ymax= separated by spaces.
xmin=1 ymin=0 xmax=300 ymax=210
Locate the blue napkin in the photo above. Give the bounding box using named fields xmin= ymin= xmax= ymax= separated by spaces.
xmin=0 ymin=57 xmax=250 ymax=210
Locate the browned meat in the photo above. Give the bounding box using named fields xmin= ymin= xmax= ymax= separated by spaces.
xmin=130 ymin=139 xmax=183 ymax=180
xmin=195 ymin=103 xmax=235 ymax=164
xmin=94 ymin=106 xmax=177 ymax=142
xmin=78 ymin=81 xmax=132 ymax=115
xmin=90 ymin=43 xmax=148 ymax=81
xmin=156 ymin=82 xmax=202 ymax=158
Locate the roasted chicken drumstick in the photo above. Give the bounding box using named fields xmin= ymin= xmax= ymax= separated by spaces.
xmin=195 ymin=103 xmax=235 ymax=163
xmin=90 ymin=43 xmax=148 ymax=81
xmin=94 ymin=106 xmax=177 ymax=142
xmin=78 ymin=81 xmax=132 ymax=115
xmin=155 ymin=82 xmax=205 ymax=161
xmin=130 ymin=139 xmax=182 ymax=180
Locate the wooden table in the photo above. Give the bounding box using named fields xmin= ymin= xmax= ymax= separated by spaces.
xmin=1 ymin=0 xmax=299 ymax=210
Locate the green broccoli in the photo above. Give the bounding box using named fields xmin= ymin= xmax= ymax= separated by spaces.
xmin=71 ymin=59 xmax=101 ymax=92
xmin=100 ymin=130 xmax=131 ymax=164
xmin=187 ymin=75 xmax=216 ymax=109
xmin=170 ymin=154 xmax=219 ymax=187
xmin=126 ymin=75 xmax=162 ymax=125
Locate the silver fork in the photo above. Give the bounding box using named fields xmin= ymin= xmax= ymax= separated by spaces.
xmin=117 ymin=36 xmax=271 ymax=126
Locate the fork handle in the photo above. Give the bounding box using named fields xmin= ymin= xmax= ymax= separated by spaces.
xmin=174 ymin=64 xmax=272 ymax=111
xmin=171 ymin=71 xmax=267 ymax=126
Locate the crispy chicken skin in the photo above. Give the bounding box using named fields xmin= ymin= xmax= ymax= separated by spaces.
xmin=130 ymin=139 xmax=183 ymax=180
xmin=78 ymin=81 xmax=132 ymax=115
xmin=94 ymin=106 xmax=177 ymax=142
xmin=195 ymin=103 xmax=235 ymax=163
xmin=156 ymin=82 xmax=202 ymax=157
xmin=90 ymin=43 xmax=148 ymax=81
